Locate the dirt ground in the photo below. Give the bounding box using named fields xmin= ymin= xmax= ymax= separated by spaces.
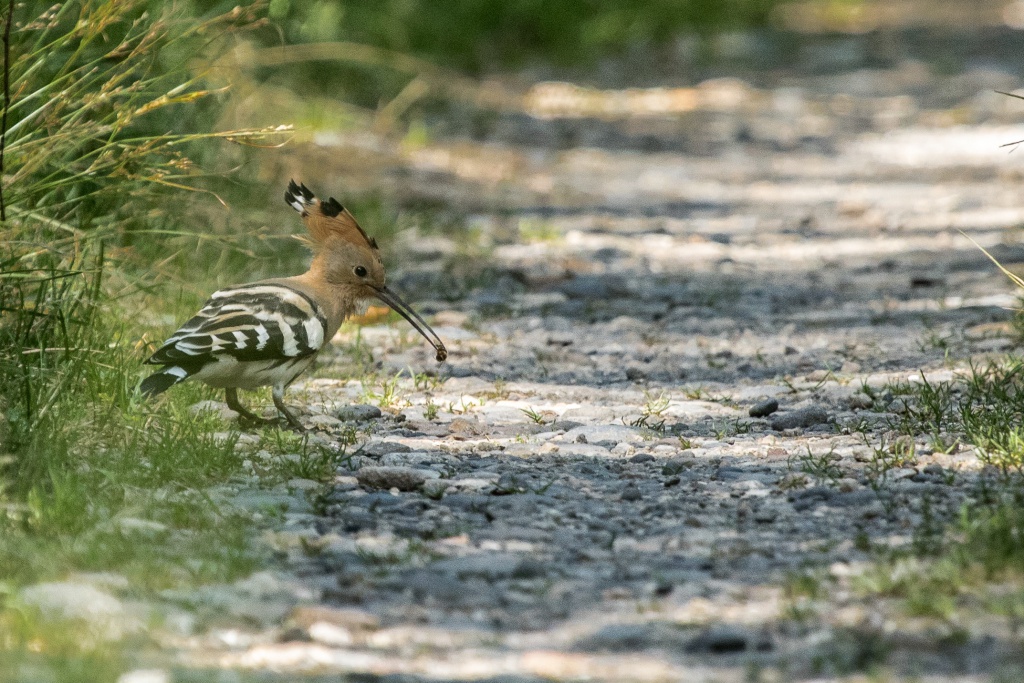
xmin=104 ymin=27 xmax=1024 ymax=682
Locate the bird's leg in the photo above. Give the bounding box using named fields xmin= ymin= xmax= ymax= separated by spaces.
xmin=272 ymin=385 xmax=305 ymax=432
xmin=225 ymin=388 xmax=267 ymax=427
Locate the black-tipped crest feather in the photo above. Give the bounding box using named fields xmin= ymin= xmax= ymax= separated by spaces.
xmin=322 ymin=197 xmax=344 ymax=217
xmin=286 ymin=180 xmax=379 ymax=251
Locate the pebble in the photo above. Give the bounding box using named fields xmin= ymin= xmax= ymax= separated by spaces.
xmin=355 ymin=466 xmax=439 ymax=491
xmin=621 ymin=484 xmax=642 ymax=501
xmin=686 ymin=625 xmax=770 ymax=653
xmin=361 ymin=440 xmax=412 ymax=457
xmin=848 ymin=393 xmax=874 ymax=410
xmin=769 ymin=406 xmax=830 ymax=431
xmin=429 ymin=552 xmax=529 ymax=581
xmin=662 ymin=457 xmax=694 ymax=475
xmin=332 ymin=404 xmax=383 ymax=421
xmin=749 ymin=398 xmax=779 ymax=417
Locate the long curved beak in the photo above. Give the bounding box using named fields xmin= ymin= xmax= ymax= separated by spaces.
xmin=374 ymin=286 xmax=448 ymax=362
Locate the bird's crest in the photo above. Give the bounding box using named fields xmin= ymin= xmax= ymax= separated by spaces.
xmin=284 ymin=180 xmax=379 ymax=251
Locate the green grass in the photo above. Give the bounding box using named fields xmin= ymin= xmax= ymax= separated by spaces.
xmin=0 ymin=2 xmax=310 ymax=679
xmin=885 ymin=362 xmax=1024 ymax=476
xmin=794 ymin=359 xmax=1024 ymax=673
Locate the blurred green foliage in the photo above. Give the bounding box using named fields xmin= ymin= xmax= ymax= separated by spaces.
xmin=252 ymin=0 xmax=778 ymax=72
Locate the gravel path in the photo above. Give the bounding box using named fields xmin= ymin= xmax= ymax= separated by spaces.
xmin=123 ymin=29 xmax=1024 ymax=682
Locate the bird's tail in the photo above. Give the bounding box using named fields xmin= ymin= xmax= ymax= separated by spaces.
xmin=139 ymin=366 xmax=191 ymax=398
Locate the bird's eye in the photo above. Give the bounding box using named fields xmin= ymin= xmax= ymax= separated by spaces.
xmin=354 ymin=265 xmax=368 ymax=278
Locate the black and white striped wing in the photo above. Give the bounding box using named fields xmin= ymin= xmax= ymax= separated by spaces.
xmin=146 ymin=284 xmax=328 ymax=367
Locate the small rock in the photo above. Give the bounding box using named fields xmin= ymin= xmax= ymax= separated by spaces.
xmin=333 ymin=404 xmax=382 ymax=422
xmin=662 ymin=457 xmax=694 ymax=476
xmin=621 ymin=484 xmax=642 ymax=501
xmin=449 ymin=417 xmax=478 ymax=434
xmin=430 ymin=552 xmax=527 ymax=580
xmin=779 ymin=472 xmax=809 ymax=489
xmin=332 ymin=475 xmax=359 ymax=491
xmin=749 ymin=398 xmax=779 ymax=418
xmin=805 ymin=369 xmax=830 ymax=382
xmin=361 ymin=441 xmax=412 ymax=457
xmin=356 ymin=466 xmax=439 ymax=491
xmin=611 ymin=442 xmax=634 ymax=457
xmin=629 ymin=453 xmax=655 ymax=464
xmin=687 ymin=625 xmax=770 ymax=653
xmin=848 ymin=393 xmax=873 ymax=410
xmin=422 ymin=478 xmax=451 ymax=498
xmin=788 ymin=486 xmax=835 ymax=511
xmin=769 ymin=406 xmax=830 ymax=431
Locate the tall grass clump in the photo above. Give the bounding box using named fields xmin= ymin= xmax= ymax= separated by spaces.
xmin=0 ymin=0 xmax=287 ymax=585
xmin=1 ymin=1 xmax=279 ymax=453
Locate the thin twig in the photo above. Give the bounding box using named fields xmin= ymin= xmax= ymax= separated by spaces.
xmin=0 ymin=0 xmax=13 ymax=222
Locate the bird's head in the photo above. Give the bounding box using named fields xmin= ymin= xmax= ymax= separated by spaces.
xmin=286 ymin=180 xmax=447 ymax=362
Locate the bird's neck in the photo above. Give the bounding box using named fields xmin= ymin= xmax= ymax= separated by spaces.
xmin=286 ymin=258 xmax=358 ymax=337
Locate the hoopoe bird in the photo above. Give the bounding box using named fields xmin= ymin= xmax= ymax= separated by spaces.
xmin=140 ymin=180 xmax=447 ymax=430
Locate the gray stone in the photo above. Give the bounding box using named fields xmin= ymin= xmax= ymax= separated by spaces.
xmin=662 ymin=456 xmax=695 ymax=476
xmin=356 ymin=466 xmax=439 ymax=491
xmin=686 ymin=625 xmax=771 ymax=653
xmin=848 ymin=393 xmax=874 ymax=409
xmin=769 ymin=406 xmax=830 ymax=431
xmin=748 ymin=398 xmax=779 ymax=418
xmin=361 ymin=440 xmax=412 ymax=457
xmin=788 ymin=486 xmax=835 ymax=511
xmin=421 ymin=478 xmax=451 ymax=498
xmin=333 ymin=404 xmax=382 ymax=421
xmin=621 ymin=484 xmax=642 ymax=501
xmin=430 ymin=552 xmax=529 ymax=580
